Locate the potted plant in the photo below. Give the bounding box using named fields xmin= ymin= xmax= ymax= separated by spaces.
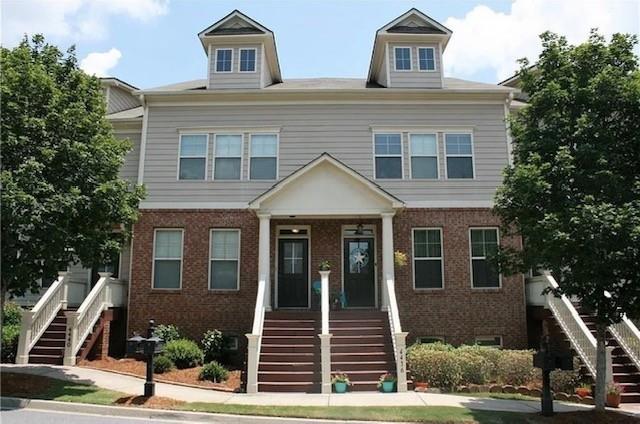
xmin=332 ymin=373 xmax=350 ymax=393
xmin=394 ymin=251 xmax=408 ymax=268
xmin=606 ymin=382 xmax=623 ymax=408
xmin=378 ymin=372 xmax=397 ymax=393
xmin=575 ymin=383 xmax=591 ymax=398
xmin=319 ymin=260 xmax=331 ymax=271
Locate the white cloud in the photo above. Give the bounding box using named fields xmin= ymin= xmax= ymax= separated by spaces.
xmin=444 ymin=0 xmax=640 ymax=82
xmin=1 ymin=0 xmax=168 ymax=45
xmin=80 ymin=48 xmax=122 ymax=77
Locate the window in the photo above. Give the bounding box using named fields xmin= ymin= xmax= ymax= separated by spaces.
xmin=250 ymin=134 xmax=278 ymax=180
xmin=226 ymin=335 xmax=239 ymax=351
xmin=417 ymin=336 xmax=445 ymax=344
xmin=153 ymin=230 xmax=183 ymax=289
xmin=470 ymin=228 xmax=500 ymax=288
xmin=394 ymin=47 xmax=411 ymax=71
xmin=418 ymin=47 xmax=436 ymax=71
xmin=239 ymin=48 xmax=256 ymax=72
xmin=374 ymin=133 xmax=403 ymax=179
xmin=178 ymin=134 xmax=207 ymax=180
xmin=213 ymin=134 xmax=242 ymax=180
xmin=210 ymin=230 xmax=240 ymax=290
xmin=475 ymin=336 xmax=503 ymax=348
xmin=410 ymin=134 xmax=438 ymax=179
xmin=215 ymin=49 xmax=232 ymax=72
xmin=445 ymin=133 xmax=474 ymax=179
xmin=413 ymin=229 xmax=443 ymax=289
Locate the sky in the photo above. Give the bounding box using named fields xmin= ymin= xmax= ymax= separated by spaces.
xmin=2 ymin=0 xmax=639 ymax=89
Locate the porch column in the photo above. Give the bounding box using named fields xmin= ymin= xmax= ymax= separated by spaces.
xmin=381 ymin=212 xmax=395 ymax=310
xmin=257 ymin=213 xmax=271 ymax=311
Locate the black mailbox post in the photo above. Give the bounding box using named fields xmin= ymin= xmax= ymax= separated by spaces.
xmin=533 ymin=335 xmax=573 ymax=416
xmin=126 ymin=319 xmax=165 ymax=397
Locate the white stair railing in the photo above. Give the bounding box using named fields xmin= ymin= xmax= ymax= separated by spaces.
xmin=246 ymin=277 xmax=267 ymax=394
xmin=609 ymin=316 xmax=640 ymax=370
xmin=319 ymin=270 xmax=332 ymax=394
xmin=384 ymin=277 xmax=408 ymax=392
xmin=16 ymin=272 xmax=69 ymax=364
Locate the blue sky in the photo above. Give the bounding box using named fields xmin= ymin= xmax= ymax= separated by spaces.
xmin=3 ymin=0 xmax=638 ymax=89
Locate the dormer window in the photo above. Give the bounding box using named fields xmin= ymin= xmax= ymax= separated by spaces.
xmin=418 ymin=47 xmax=435 ymax=71
xmin=239 ymin=48 xmax=256 ymax=72
xmin=394 ymin=47 xmax=411 ymax=71
xmin=215 ymin=49 xmax=233 ymax=72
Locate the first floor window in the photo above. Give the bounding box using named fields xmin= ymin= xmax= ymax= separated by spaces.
xmin=153 ymin=229 xmax=183 ymax=289
xmin=179 ymin=134 xmax=207 ymax=180
xmin=210 ymin=230 xmax=240 ymax=290
xmin=374 ymin=133 xmax=402 ymax=179
xmin=470 ymin=228 xmax=500 ymax=288
xmin=250 ymin=134 xmax=278 ymax=179
xmin=418 ymin=47 xmax=435 ymax=71
xmin=394 ymin=47 xmax=411 ymax=70
xmin=239 ymin=48 xmax=256 ymax=72
xmin=410 ymin=133 xmax=438 ymax=179
xmin=413 ymin=228 xmax=443 ymax=289
xmin=214 ymin=134 xmax=242 ymax=180
xmin=445 ymin=133 xmax=474 ymax=178
xmin=216 ymin=49 xmax=232 ymax=72
xmin=475 ymin=336 xmax=502 ymax=347
xmin=417 ymin=336 xmax=445 ymax=344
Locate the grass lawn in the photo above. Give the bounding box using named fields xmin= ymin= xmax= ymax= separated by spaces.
xmin=1 ymin=373 xmax=636 ymax=424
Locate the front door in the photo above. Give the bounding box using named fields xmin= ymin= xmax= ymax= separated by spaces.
xmin=343 ymin=238 xmax=375 ymax=308
xmin=277 ymin=239 xmax=309 ymax=308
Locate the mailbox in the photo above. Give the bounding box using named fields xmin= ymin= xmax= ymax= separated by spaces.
xmin=145 ymin=336 xmax=165 ymax=356
xmin=126 ymin=334 xmax=145 ymax=356
xmin=533 ymin=335 xmax=574 ymax=417
xmin=126 ymin=320 xmax=164 ymax=397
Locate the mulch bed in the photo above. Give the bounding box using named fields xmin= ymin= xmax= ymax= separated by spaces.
xmin=114 ymin=395 xmax=185 ymax=409
xmin=78 ymin=357 xmax=242 ymax=392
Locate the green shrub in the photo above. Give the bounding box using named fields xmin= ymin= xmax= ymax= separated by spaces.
xmin=496 ymin=350 xmax=536 ymax=386
xmin=550 ymin=358 xmax=581 ymax=393
xmin=457 ymin=344 xmax=503 ymax=381
xmin=153 ymin=355 xmax=174 ymax=374
xmin=3 ymin=303 xmax=22 ymax=327
xmin=164 ymin=339 xmax=203 ymax=369
xmin=199 ymin=361 xmax=229 ymax=383
xmin=201 ymin=329 xmax=227 ymax=363
xmin=457 ymin=352 xmax=491 ymax=385
xmin=413 ymin=341 xmax=454 ymax=351
xmin=407 ymin=344 xmax=461 ymax=391
xmin=153 ymin=324 xmax=182 ymax=343
xmin=1 ymin=324 xmax=20 ymax=363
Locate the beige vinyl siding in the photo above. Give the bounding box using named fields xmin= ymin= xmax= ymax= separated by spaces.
xmin=208 ymin=44 xmax=262 ymax=89
xmin=116 ymin=131 xmax=141 ymax=183
xmin=108 ymin=86 xmax=140 ymax=114
xmin=142 ymin=103 xmax=508 ymax=204
xmin=388 ymin=44 xmax=442 ymax=89
xmin=119 ymin=242 xmax=132 ymax=282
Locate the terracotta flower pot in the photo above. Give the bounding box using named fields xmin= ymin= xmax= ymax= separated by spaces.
xmin=575 ymin=388 xmax=591 ymax=398
xmin=606 ymin=393 xmax=621 ymax=408
xmin=415 ymin=382 xmax=429 ymax=389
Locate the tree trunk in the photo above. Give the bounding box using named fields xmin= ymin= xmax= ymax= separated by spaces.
xmin=595 ymin=322 xmax=607 ymax=411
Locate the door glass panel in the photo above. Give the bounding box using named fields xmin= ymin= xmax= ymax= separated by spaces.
xmin=283 ymin=242 xmax=303 ymax=274
xmin=348 ymin=241 xmax=370 ymax=274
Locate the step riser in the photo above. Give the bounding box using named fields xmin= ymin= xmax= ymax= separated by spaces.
xmin=613 ymin=374 xmax=640 ymax=383
xmin=332 ymin=362 xmax=395 ymax=371
xmin=34 ymin=339 xmax=66 ymax=348
xmin=259 ymin=364 xmax=319 ymax=372
xmin=29 ymin=356 xmax=62 ymax=365
xmin=331 ymin=345 xmax=392 ymax=354
xmin=259 ymin=354 xmax=316 ymax=362
xmin=622 ymin=394 xmax=640 ymax=403
xmin=262 ymin=337 xmax=316 ymax=345
xmin=259 ymin=373 xmax=319 ymax=383
xmin=30 ymin=347 xmax=65 ymax=356
xmin=329 ymin=321 xmax=387 ymax=328
xmin=332 ymin=336 xmax=388 ymax=345
xmin=263 ymin=329 xmax=317 ymax=337
xmin=329 ymin=328 xmax=386 ymax=336
xmin=261 ymin=346 xmax=317 ymax=354
xmin=264 ymin=321 xmax=319 ymax=329
xmin=258 ymin=383 xmax=320 ymax=393
xmin=41 ymin=331 xmax=66 ymax=340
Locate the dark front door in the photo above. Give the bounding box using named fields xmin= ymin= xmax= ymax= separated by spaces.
xmin=277 ymin=239 xmax=309 ymax=308
xmin=343 ymin=238 xmax=375 ymax=308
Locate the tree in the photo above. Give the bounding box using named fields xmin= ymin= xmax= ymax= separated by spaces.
xmin=1 ymin=36 xmax=145 ymax=313
xmin=494 ymin=30 xmax=640 ymax=410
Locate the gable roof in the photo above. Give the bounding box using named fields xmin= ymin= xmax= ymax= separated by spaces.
xmin=379 ymin=8 xmax=452 ymax=36
xmin=198 ymin=9 xmax=271 ymax=37
xmin=100 ymin=77 xmax=138 ymax=93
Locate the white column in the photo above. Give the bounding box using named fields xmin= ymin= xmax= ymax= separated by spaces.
xmin=246 ymin=334 xmax=260 ymax=394
xmin=257 ymin=213 xmax=271 ymax=311
xmin=319 ymin=270 xmax=332 ymax=394
xmin=63 ymin=310 xmax=80 ymax=366
xmin=15 ymin=311 xmax=34 ymax=364
xmin=394 ymin=332 xmax=409 ymax=392
xmin=381 ymin=212 xmax=395 ymax=310
xmin=59 ymin=271 xmax=69 ymax=309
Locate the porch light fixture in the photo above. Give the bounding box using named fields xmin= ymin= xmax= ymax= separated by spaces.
xmin=291 ymin=228 xmax=299 ymax=233
xmin=355 ymin=223 xmax=364 ymax=236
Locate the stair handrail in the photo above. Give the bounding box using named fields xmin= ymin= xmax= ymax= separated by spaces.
xmin=384 ymin=276 xmax=408 ymax=392
xmin=63 ymin=272 xmax=113 ymax=365
xmin=543 ymin=274 xmax=597 ymax=376
xmin=246 ymin=276 xmax=267 ymax=394
xmin=16 ymin=271 xmax=69 ymax=364
xmin=609 ymin=315 xmax=640 ymax=371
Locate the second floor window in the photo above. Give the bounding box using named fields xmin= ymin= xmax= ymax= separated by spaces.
xmin=153 ymin=229 xmax=183 ymax=289
xmin=445 ymin=133 xmax=474 ymax=179
xmin=374 ymin=133 xmax=402 ymax=179
xmin=470 ymin=228 xmax=500 ymax=288
xmin=216 ymin=49 xmax=232 ymax=72
xmin=239 ymin=48 xmax=256 ymax=72
xmin=413 ymin=228 xmax=443 ymax=289
xmin=394 ymin=47 xmax=411 ymax=71
xmin=214 ymin=134 xmax=242 ymax=180
xmin=410 ymin=133 xmax=438 ymax=179
xmin=250 ymin=134 xmax=278 ymax=180
xmin=179 ymin=134 xmax=207 ymax=180
xmin=418 ymin=47 xmax=436 ymax=71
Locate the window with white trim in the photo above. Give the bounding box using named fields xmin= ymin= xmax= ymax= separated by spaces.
xmin=410 ymin=134 xmax=438 ymax=179
xmin=215 ymin=49 xmax=232 ymax=72
xmin=239 ymin=48 xmax=256 ymax=72
xmin=394 ymin=47 xmax=411 ymax=71
xmin=474 ymin=336 xmax=503 ymax=347
xmin=226 ymin=335 xmax=239 ymax=351
xmin=178 ymin=134 xmax=207 ymax=180
xmin=417 ymin=336 xmax=445 ymax=344
xmin=213 ymin=134 xmax=242 ymax=180
xmin=210 ymin=230 xmax=240 ymax=290
xmin=374 ymin=133 xmax=402 ymax=179
xmin=470 ymin=228 xmax=500 ymax=288
xmin=413 ymin=229 xmax=443 ymax=289
xmin=250 ymin=134 xmax=277 ymax=180
xmin=153 ymin=230 xmax=183 ymax=289
xmin=445 ymin=133 xmax=474 ymax=179
xmin=418 ymin=47 xmax=435 ymax=71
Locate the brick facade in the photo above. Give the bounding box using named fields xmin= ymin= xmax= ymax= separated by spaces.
xmin=128 ymin=208 xmax=527 ymax=350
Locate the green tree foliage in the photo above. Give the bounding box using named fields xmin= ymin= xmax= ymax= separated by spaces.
xmin=494 ymin=30 xmax=640 ymax=409
xmin=1 ymin=35 xmax=144 ymax=306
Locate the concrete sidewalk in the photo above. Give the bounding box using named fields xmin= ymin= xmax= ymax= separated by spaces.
xmin=1 ymin=364 xmax=588 ymax=414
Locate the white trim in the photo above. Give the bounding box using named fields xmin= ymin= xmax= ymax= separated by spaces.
xmin=208 ymin=228 xmax=241 ymax=291
xmin=151 ymin=228 xmax=184 ymax=290
xmin=212 ymin=133 xmax=243 ymax=181
xmin=474 ymin=335 xmax=503 ymax=347
xmin=275 ymin=225 xmax=311 ymax=309
xmin=371 ymin=125 xmax=475 ymax=132
xmin=198 ymin=10 xmax=271 ymax=38
xmin=178 ymin=126 xmax=281 ymax=133
xmin=150 ymin=100 xmax=510 ymax=107
xmin=136 ymin=104 xmax=149 ymax=185
xmin=341 ymin=224 xmax=378 ymax=309
xmin=469 ymin=227 xmax=502 ymax=289
xmin=138 ymin=200 xmax=493 ymax=210
xmin=412 ymin=227 xmax=444 ymax=290
xmin=372 ymin=132 xmax=404 ymax=180
xmin=438 ymin=42 xmax=445 ymax=87
xmin=259 ymin=43 xmax=266 ymax=88
xmin=417 ymin=47 xmax=437 ymax=72
xmin=214 ymin=48 xmax=233 ymax=73
xmin=504 ymin=101 xmax=514 ymax=166
xmin=393 ymin=46 xmax=412 ymax=72
xmin=444 ymin=131 xmax=476 ymax=180
xmin=239 ymin=48 xmax=257 ymax=73
xmin=378 ymin=9 xmax=452 ymax=35
xmin=384 ymin=42 xmax=391 ymax=87
xmin=408 ymin=132 xmax=439 ymax=179
xmin=248 ymin=132 xmax=279 ymax=181
xmin=206 ymin=44 xmax=212 ymax=88
xmin=177 ymin=133 xmax=209 ymax=181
